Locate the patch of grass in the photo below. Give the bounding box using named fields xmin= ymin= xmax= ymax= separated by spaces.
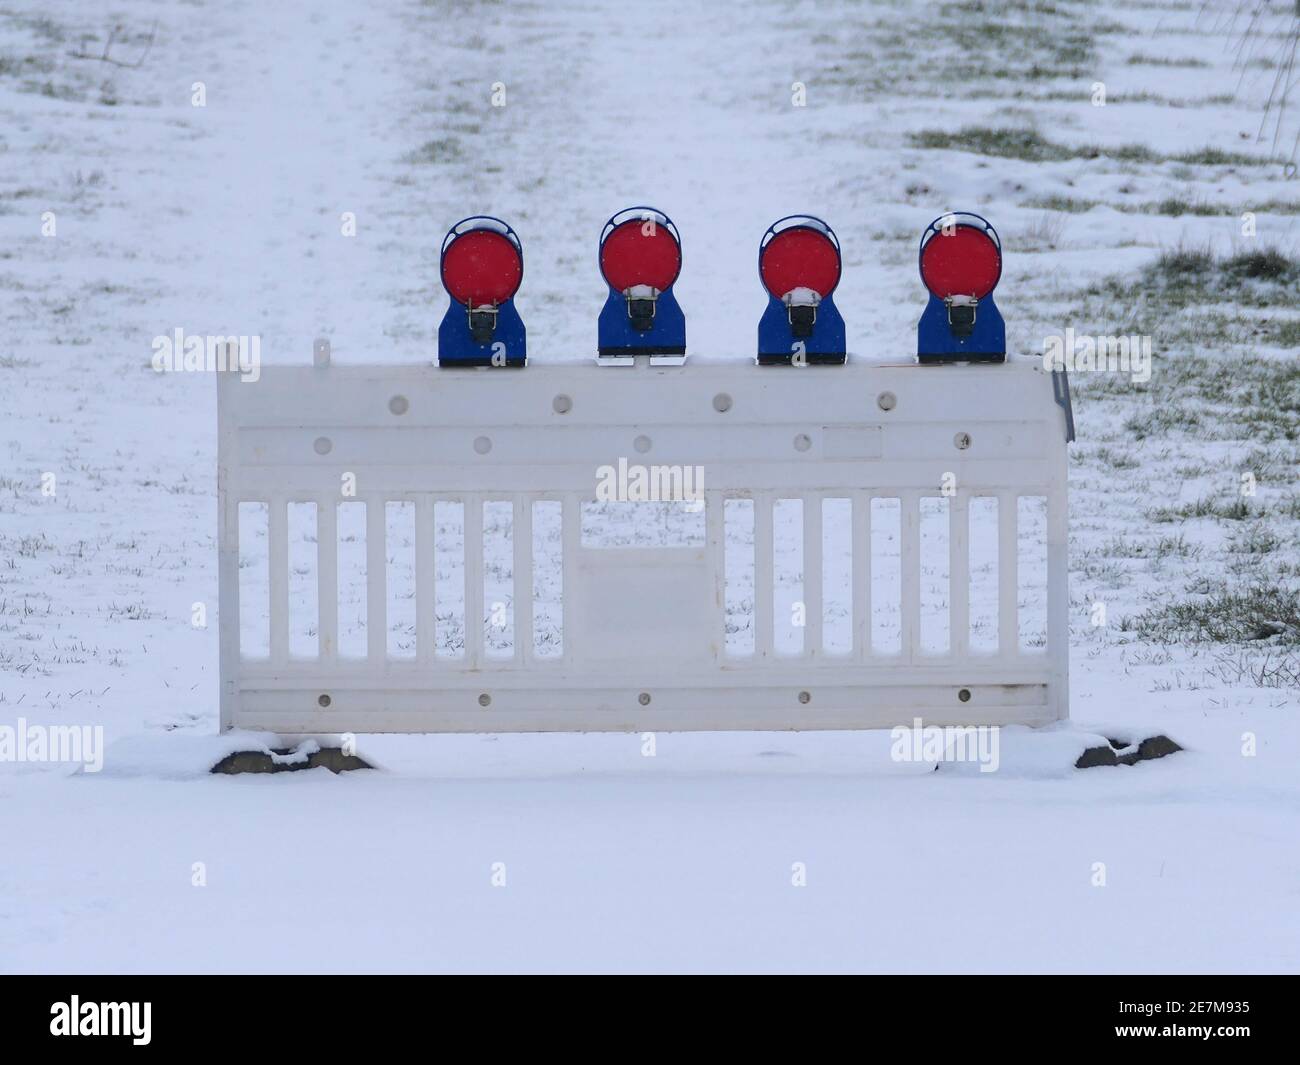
xmin=1222 ymin=248 xmax=1300 ymax=283
xmin=1010 ymin=90 xmax=1233 ymax=106
xmin=1233 ymin=199 xmax=1300 ymax=215
xmin=912 ymin=126 xmax=1271 ymax=166
xmin=1154 ymin=243 xmax=1215 ymax=279
xmin=1146 ymin=197 xmax=1226 ymax=217
xmin=1018 ymin=212 xmax=1067 ymax=250
xmin=1087 ymin=244 xmax=1300 ymax=315
xmin=1022 ymin=196 xmax=1099 ymax=213
xmin=26 ymin=79 xmax=81 ymax=101
xmin=106 ymin=601 xmax=153 ymax=622
xmin=837 ymin=3 xmax=1119 ymax=92
xmin=1172 ymin=146 xmax=1265 ymax=166
xmin=1126 ymin=53 xmax=1209 ymax=68
xmin=23 ymin=15 xmax=67 ymax=44
xmin=1240 ymin=445 xmax=1299 ymax=480
xmin=1125 ymin=582 xmax=1300 ymax=647
xmin=1265 ymin=320 xmax=1300 ymax=347
xmin=911 ymin=126 xmax=1075 ymax=162
xmin=1147 ymin=497 xmax=1256 ymax=523
xmin=1207 ymin=355 xmax=1300 ymax=440
xmin=1229 ymin=524 xmax=1281 ymax=555
xmin=1024 ymin=197 xmax=1300 ymax=217
xmin=401 ymin=137 xmax=465 ymax=165
xmin=1093 ymin=445 xmax=1141 ymax=469
xmin=1092 ymin=534 xmax=1202 ymax=560
xmin=1080 ymin=557 xmax=1131 ymax=586
xmin=1123 ymin=406 xmax=1202 ymax=440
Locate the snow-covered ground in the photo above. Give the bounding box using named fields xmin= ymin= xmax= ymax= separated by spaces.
xmin=1 ymin=0 xmax=1298 ymax=973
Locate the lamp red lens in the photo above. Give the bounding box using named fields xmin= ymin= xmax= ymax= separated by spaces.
xmin=919 ymin=225 xmax=1001 ymax=299
xmin=760 ymin=226 xmax=841 ymax=298
xmin=442 ymin=229 xmax=522 ymax=305
xmin=600 ymin=221 xmax=681 ymax=292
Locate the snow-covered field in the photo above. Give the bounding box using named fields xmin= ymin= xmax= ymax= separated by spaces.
xmin=1 ymin=0 xmax=1298 ymax=973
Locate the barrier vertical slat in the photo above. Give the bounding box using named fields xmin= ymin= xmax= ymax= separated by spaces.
xmin=366 ymin=498 xmax=387 ymax=663
xmin=317 ymin=500 xmax=338 ymax=662
xmin=415 ymin=496 xmax=435 ymax=664
xmin=998 ymin=491 xmax=1019 ymax=657
xmin=514 ymin=496 xmax=533 ymax=665
xmin=268 ymin=496 xmax=289 ymax=665
xmin=218 ymin=495 xmax=240 ymax=722
xmin=705 ymin=491 xmax=725 ymax=660
xmin=217 ymin=370 xmax=241 ymax=730
xmin=950 ymin=493 xmax=970 ymax=659
xmin=900 ymin=492 xmax=920 ymax=660
xmin=803 ymin=495 xmax=822 ymax=657
xmin=464 ymin=496 xmax=484 ymax=668
xmin=852 ymin=492 xmax=872 ymax=660
xmin=754 ymin=493 xmax=774 ymax=659
xmin=561 ymin=494 xmax=580 ymax=666
xmin=1047 ymin=458 xmax=1070 ymax=719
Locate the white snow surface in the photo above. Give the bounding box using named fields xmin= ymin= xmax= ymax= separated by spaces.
xmin=0 ymin=0 xmax=1298 ymax=973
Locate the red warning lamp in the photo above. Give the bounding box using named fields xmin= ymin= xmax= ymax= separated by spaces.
xmin=917 ymin=212 xmax=1005 ymax=363
xmin=597 ymin=206 xmax=686 ymax=363
xmin=759 ymin=225 xmax=842 ymax=303
xmin=756 ymin=215 xmax=845 ymax=365
xmin=437 ymin=216 xmax=526 ymax=367
xmin=919 ymin=224 xmax=1001 ymax=301
xmin=442 ymin=228 xmax=523 ymax=308
xmin=600 ymin=219 xmax=682 ymax=293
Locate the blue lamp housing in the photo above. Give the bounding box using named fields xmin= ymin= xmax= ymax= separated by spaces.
xmin=597 ymin=207 xmax=685 ymax=363
xmin=437 ymin=216 xmax=526 ymax=368
xmin=757 ymin=215 xmax=845 ymax=365
xmin=917 ymin=212 xmax=1005 ymax=364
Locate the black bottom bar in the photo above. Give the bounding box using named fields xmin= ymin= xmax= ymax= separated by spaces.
xmin=757 ymin=352 xmax=846 ymax=365
xmin=435 ymin=358 xmax=527 ymax=368
xmin=917 ymin=352 xmax=1007 ymax=364
xmin=597 ymin=345 xmax=687 ymax=357
xmin=0 ymin=974 xmax=1290 ymax=1049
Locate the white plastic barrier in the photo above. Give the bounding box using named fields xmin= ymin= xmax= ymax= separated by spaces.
xmin=218 ymin=357 xmax=1071 ymax=733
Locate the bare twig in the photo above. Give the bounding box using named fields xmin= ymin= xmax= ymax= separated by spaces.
xmin=1201 ymin=1 xmax=1300 ymax=172
xmin=66 ymin=20 xmax=157 ymax=70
